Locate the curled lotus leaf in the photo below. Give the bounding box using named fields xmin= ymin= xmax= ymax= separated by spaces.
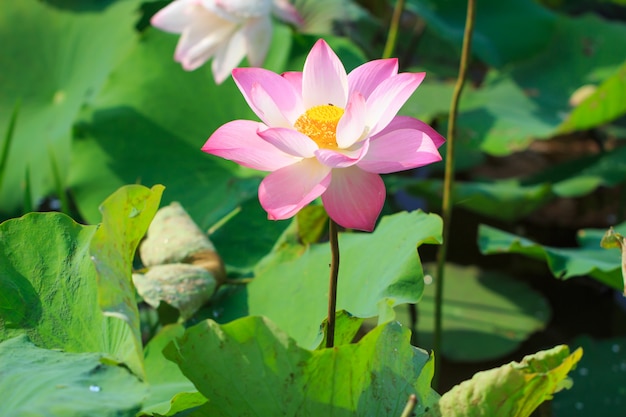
xmin=426 ymin=345 xmax=582 ymax=417
xmin=601 ymin=227 xmax=624 ymax=250
xmin=600 ymin=228 xmax=626 ymax=296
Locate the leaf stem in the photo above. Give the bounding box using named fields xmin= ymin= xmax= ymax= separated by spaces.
xmin=326 ymin=218 xmax=340 ymax=348
xmin=433 ymin=0 xmax=476 ymax=388
xmin=23 ymin=166 xmax=33 ymax=213
xmin=382 ymin=0 xmax=406 ymax=59
xmin=399 ymin=394 xmax=417 ymax=417
xmin=0 ymin=102 xmax=19 ymax=196
xmin=48 ymin=147 xmax=70 ymax=215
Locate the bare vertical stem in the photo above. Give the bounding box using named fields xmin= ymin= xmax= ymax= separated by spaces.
xmin=382 ymin=0 xmax=406 ymax=59
xmin=399 ymin=394 xmax=418 ymax=417
xmin=326 ymin=218 xmax=340 ymax=348
xmin=433 ymin=0 xmax=476 ymax=388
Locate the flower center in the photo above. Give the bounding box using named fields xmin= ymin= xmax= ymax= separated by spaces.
xmin=294 ymin=105 xmax=344 ymax=149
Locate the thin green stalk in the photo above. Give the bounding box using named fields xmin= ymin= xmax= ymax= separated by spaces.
xmin=433 ymin=0 xmax=476 ymax=389
xmin=23 ymin=166 xmax=33 ymax=213
xmin=326 ymin=218 xmax=340 ymax=348
xmin=208 ymin=205 xmax=242 ymax=235
xmin=0 ymin=102 xmax=20 ymax=195
xmin=382 ymin=0 xmax=406 ymax=59
xmin=48 ymin=147 xmax=70 ymax=215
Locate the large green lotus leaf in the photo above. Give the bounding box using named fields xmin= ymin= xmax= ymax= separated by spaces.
xmin=473 ymin=13 xmax=626 ymax=155
xmin=405 ymin=2 xmax=626 ymax=156
xmin=523 ymin=144 xmax=626 ymax=198
xmin=407 ymin=0 xmax=557 ymax=68
xmin=0 ymin=335 xmax=147 ymax=417
xmin=478 ymin=222 xmax=626 ymax=290
xmin=248 ymin=210 xmax=443 ymax=349
xmin=164 ymin=316 xmax=439 ymax=416
xmin=406 ymin=179 xmax=553 ymax=222
xmin=0 ymin=255 xmax=39 ymax=328
xmin=0 ymin=185 xmax=163 ymax=377
xmin=91 ymin=184 xmax=164 ymax=377
xmin=511 ymin=14 xmax=626 ymax=114
xmin=559 ymin=60 xmax=626 ymax=133
xmin=0 ymin=213 xmax=117 ymax=351
xmin=0 ymin=0 xmax=141 ymax=216
xmin=456 ymin=72 xmax=563 ymax=155
xmin=409 ymin=264 xmax=551 ymax=362
xmin=411 ymin=73 xmax=555 ymax=157
xmin=552 ymin=336 xmax=626 ymax=417
xmin=141 ymin=324 xmax=203 ymax=415
xmin=425 ymin=345 xmax=582 ymax=417
xmin=430 ymin=13 xmax=626 ymax=156
xmin=402 ymin=145 xmax=626 ymax=214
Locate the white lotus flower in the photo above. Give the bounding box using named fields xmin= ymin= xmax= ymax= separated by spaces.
xmin=151 ymin=0 xmax=302 ymax=83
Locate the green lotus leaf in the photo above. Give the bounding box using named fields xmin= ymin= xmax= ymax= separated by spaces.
xmin=414 ymin=264 xmax=551 ymax=362
xmin=426 ymin=345 xmax=582 ymax=417
xmin=248 ymin=210 xmax=443 ymax=348
xmin=0 ymin=0 xmax=142 ymax=216
xmin=164 ymin=317 xmax=438 ymax=416
xmin=478 ymin=222 xmax=626 ymax=290
xmin=0 ymin=335 xmax=147 ymax=417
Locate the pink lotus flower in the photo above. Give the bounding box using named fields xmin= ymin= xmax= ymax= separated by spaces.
xmin=202 ymin=39 xmax=445 ymax=231
xmin=151 ymin=0 xmax=302 ymax=84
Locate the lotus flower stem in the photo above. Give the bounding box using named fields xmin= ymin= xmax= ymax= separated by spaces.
xmin=382 ymin=0 xmax=406 ymax=59
xmin=326 ymin=218 xmax=341 ymax=348
xmin=433 ymin=0 xmax=476 ymax=388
